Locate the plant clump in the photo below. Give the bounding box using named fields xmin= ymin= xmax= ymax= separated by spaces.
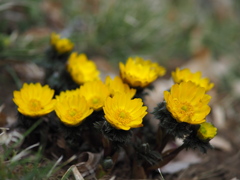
xmin=10 ymin=32 xmax=217 ymax=179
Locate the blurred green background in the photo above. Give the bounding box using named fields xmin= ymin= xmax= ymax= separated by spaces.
xmin=1 ymin=0 xmax=240 ymax=64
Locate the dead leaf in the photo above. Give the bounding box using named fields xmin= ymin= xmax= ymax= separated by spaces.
xmin=41 ymin=1 xmax=64 ymax=28
xmin=210 ymin=0 xmax=235 ymax=19
xmin=72 ymin=165 xmax=85 ymax=180
xmin=232 ymin=79 xmax=240 ymax=98
xmin=76 ymin=151 xmax=104 ymax=178
xmin=56 ymin=136 xmax=66 ymax=149
xmin=82 ymin=0 xmax=100 ymax=14
xmin=145 ymin=79 xmax=173 ymax=112
xmin=181 ymin=47 xmax=234 ymax=92
xmin=0 ymin=128 xmax=23 ymax=146
xmin=23 ymin=27 xmax=52 ymax=41
xmin=210 ymin=135 xmax=232 ymax=152
xmin=212 ymin=105 xmax=226 ymax=129
xmin=0 ymin=104 xmax=7 ymax=127
xmin=13 ymin=63 xmax=45 ymax=82
xmin=131 ymin=160 xmax=147 ymax=179
xmin=161 ymin=150 xmax=201 ymax=174
xmin=230 ymin=178 xmax=239 ymax=180
xmin=92 ymin=57 xmax=118 ymax=81
xmin=10 ymin=143 xmax=39 ymax=162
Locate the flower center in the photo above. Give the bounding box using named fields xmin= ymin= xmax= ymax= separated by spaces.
xmin=91 ymin=97 xmax=100 ymax=104
xmin=117 ymin=110 xmax=131 ymax=124
xmin=119 ymin=112 xmax=126 ymax=118
xmin=67 ymin=108 xmax=82 ymax=121
xmin=178 ymin=102 xmax=194 ymax=117
xmin=89 ymin=96 xmax=104 ymax=110
xmin=29 ymin=99 xmax=42 ymax=112
xmin=181 ymin=105 xmax=188 ymax=111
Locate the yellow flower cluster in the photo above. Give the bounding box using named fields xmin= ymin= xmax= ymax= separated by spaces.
xmin=119 ymin=57 xmax=166 ymax=88
xmin=67 ymin=52 xmax=100 ymax=85
xmin=163 ymin=67 xmax=216 ymax=133
xmin=52 ymin=87 xmax=96 ymax=126
xmin=13 ymin=56 xmax=166 ymax=129
xmin=54 ymin=78 xmax=147 ymax=128
xmin=50 ymin=32 xmax=74 ymax=54
xmin=172 ymin=68 xmax=214 ymax=91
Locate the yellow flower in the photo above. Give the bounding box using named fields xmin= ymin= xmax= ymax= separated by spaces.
xmin=56 ymin=88 xmax=80 ymax=98
xmin=55 ymin=89 xmax=93 ymax=126
xmin=13 ymin=83 xmax=56 ymax=117
xmin=79 ymin=80 xmax=110 ymax=111
xmin=67 ymin=52 xmax=100 ymax=84
xmin=197 ymin=122 xmax=217 ymax=140
xmin=50 ymin=32 xmax=74 ymax=54
xmin=172 ymin=68 xmax=214 ymax=91
xmin=50 ymin=32 xmax=60 ymax=46
xmin=105 ymin=75 xmax=136 ymax=98
xmin=164 ymin=81 xmax=211 ymax=124
xmin=103 ymin=94 xmax=147 ymax=130
xmin=119 ymin=57 xmax=166 ymax=88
